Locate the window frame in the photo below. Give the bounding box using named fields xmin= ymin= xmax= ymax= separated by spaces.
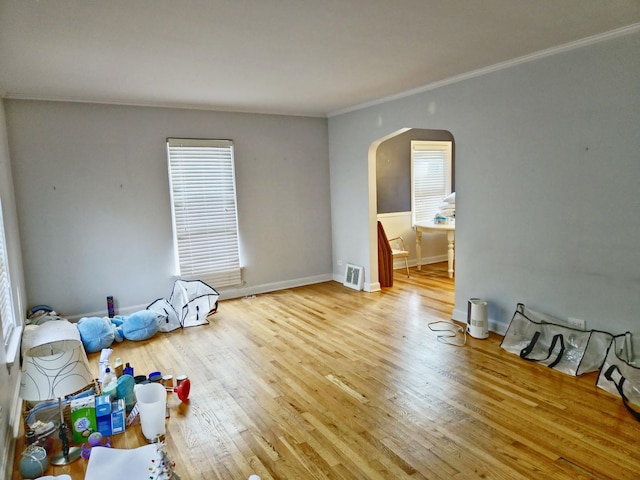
xmin=166 ymin=138 xmax=242 ymax=288
xmin=410 ymin=140 xmax=453 ymax=226
xmin=1 ymin=196 xmax=21 ymax=366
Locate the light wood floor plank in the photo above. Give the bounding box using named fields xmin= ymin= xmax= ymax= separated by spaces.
xmin=12 ymin=263 xmax=640 ymax=479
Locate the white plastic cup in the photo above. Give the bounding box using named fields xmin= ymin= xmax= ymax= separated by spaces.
xmin=135 ymin=382 xmax=167 ymax=442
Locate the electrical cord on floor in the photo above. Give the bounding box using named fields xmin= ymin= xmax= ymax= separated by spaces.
xmin=428 ymin=320 xmax=467 ymax=347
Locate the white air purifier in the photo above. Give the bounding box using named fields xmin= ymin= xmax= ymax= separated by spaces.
xmin=467 ymin=298 xmax=488 ymax=339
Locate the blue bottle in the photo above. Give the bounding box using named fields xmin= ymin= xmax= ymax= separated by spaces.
xmin=123 ymin=362 xmax=134 ymax=377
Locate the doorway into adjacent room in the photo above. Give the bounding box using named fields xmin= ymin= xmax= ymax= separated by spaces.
xmin=369 ymin=128 xmax=455 ymax=289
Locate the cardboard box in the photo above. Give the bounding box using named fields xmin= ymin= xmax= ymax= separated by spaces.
xmin=111 ymin=399 xmax=126 ymax=435
xmin=70 ymin=396 xmax=97 ymax=444
xmin=95 ymin=395 xmax=112 ymax=436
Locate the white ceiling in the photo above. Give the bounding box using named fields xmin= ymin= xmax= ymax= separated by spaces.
xmin=1 ymin=1 xmax=639 ymax=117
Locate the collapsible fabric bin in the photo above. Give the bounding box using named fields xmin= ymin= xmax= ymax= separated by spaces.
xmin=596 ymin=333 xmax=640 ymax=421
xmin=147 ymin=279 xmax=219 ymax=332
xmin=501 ymin=303 xmax=613 ymax=376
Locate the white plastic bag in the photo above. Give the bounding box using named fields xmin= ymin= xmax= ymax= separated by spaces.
xmin=596 ymin=333 xmax=640 ymax=421
xmin=501 ymin=303 xmax=613 ymax=376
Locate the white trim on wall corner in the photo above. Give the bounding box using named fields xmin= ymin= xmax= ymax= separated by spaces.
xmin=366 ymin=281 xmax=381 ymax=293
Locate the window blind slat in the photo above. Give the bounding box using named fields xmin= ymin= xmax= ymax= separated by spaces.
xmin=411 ymin=141 xmax=452 ymax=225
xmin=167 ymin=138 xmax=242 ymax=288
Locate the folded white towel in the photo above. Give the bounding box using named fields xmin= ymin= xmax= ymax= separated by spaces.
xmin=439 ymin=207 xmax=455 ymax=217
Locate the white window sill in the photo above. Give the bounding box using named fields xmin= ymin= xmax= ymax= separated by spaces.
xmin=4 ymin=325 xmax=22 ymax=367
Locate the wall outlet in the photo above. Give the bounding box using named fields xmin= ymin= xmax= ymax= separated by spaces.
xmin=337 ymin=259 xmax=343 ymax=266
xmin=567 ymin=317 xmax=586 ymax=330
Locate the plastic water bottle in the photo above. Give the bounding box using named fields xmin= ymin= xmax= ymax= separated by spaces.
xmin=102 ymin=367 xmax=115 ymax=387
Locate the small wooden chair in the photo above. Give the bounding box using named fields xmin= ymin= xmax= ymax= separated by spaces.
xmin=388 ymin=236 xmax=410 ymax=278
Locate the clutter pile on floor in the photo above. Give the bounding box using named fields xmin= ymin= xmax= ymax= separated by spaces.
xmin=24 ymin=279 xmax=219 ymax=353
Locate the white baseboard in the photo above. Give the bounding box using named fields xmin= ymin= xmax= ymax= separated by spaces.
xmin=63 ymin=275 xmax=336 ymax=320
xmin=66 ymin=303 xmax=150 ymax=322
xmin=402 ymin=254 xmax=448 ymax=270
xmin=216 ymin=274 xmax=334 ymax=300
xmin=366 ymin=281 xmax=381 ymax=292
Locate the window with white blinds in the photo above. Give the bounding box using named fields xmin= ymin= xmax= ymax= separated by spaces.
xmin=411 ymin=141 xmax=452 ymax=225
xmin=0 ymin=197 xmax=17 ymax=349
xmin=167 ymin=138 xmax=241 ymax=288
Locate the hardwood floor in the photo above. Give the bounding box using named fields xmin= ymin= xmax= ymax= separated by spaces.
xmin=13 ymin=263 xmax=640 ymax=479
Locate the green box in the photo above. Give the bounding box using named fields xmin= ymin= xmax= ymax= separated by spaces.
xmin=70 ymin=395 xmax=97 ymax=444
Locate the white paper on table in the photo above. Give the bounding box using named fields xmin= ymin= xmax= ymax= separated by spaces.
xmin=84 ymin=444 xmax=159 ymax=479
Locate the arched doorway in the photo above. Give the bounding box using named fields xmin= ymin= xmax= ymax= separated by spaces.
xmin=368 ymin=128 xmax=455 ymax=287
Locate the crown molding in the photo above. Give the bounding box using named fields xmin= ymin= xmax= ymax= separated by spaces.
xmin=329 ymin=22 xmax=640 ymax=118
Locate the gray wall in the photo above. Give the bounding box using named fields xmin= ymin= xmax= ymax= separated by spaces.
xmin=330 ymin=30 xmax=640 ymax=334
xmin=5 ymin=101 xmax=332 ymax=316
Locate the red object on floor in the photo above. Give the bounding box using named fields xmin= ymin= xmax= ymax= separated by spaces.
xmin=168 ymin=378 xmax=190 ymax=402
